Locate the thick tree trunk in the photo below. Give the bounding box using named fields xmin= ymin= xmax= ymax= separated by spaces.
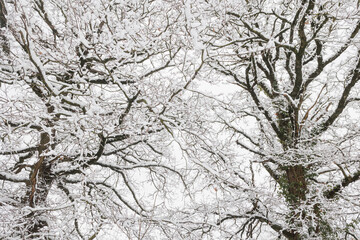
xmin=286 ymin=165 xmax=307 ymax=204
xmin=277 ymin=106 xmax=308 ymax=239
xmin=285 ymin=165 xmax=307 ymax=240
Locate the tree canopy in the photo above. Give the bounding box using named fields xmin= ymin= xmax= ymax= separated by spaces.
xmin=1 ymin=0 xmax=360 ymax=239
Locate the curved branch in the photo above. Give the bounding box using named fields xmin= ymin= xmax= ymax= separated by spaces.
xmin=313 ymin=50 xmax=360 ymax=136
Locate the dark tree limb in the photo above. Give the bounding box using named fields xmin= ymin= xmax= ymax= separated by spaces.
xmin=324 ymin=170 xmax=360 ymax=199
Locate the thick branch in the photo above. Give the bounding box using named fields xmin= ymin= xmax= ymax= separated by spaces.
xmin=324 ymin=170 xmax=360 ymax=199
xmin=0 ymin=172 xmax=28 ymax=183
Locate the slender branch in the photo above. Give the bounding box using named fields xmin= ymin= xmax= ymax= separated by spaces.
xmin=313 ymin=50 xmax=360 ymax=136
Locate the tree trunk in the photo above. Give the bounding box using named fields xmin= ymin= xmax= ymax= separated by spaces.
xmin=285 ymin=165 xmax=307 ymax=239
xmin=0 ymin=0 xmax=9 ymax=55
xmin=24 ymin=106 xmax=56 ymax=238
xmin=285 ymin=165 xmax=307 ymax=204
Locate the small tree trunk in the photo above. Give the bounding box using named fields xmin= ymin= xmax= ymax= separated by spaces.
xmin=24 ymin=105 xmax=56 ymax=238
xmin=0 ymin=0 xmax=9 ymax=55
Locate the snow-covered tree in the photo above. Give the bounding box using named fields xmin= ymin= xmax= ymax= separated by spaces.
xmin=191 ymin=0 xmax=360 ymax=239
xmin=0 ymin=0 xmax=201 ymax=238
xmin=2 ymin=0 xmax=360 ymax=239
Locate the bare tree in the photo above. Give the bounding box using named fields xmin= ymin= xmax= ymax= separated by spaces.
xmin=178 ymin=0 xmax=360 ymax=239
xmin=2 ymin=0 xmax=360 ymax=239
xmin=0 ymin=0 xmax=199 ymax=238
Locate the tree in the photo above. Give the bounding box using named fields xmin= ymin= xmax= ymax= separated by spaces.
xmin=188 ymin=0 xmax=360 ymax=239
xmin=0 ymin=0 xmax=199 ymax=238
xmin=2 ymin=0 xmax=360 ymax=239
